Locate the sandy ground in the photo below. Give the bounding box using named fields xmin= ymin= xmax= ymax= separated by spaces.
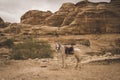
xmin=0 ymin=56 xmax=120 ymax=80
xmin=0 ymin=34 xmax=120 ymax=80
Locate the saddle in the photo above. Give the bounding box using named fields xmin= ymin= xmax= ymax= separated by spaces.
xmin=65 ymin=46 xmax=74 ymax=55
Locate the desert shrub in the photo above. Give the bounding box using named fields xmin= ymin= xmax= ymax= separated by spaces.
xmin=10 ymin=39 xmax=53 ymax=60
xmin=115 ymin=38 xmax=120 ymax=47
xmin=100 ymin=39 xmax=120 ymax=55
xmin=100 ymin=47 xmax=120 ymax=55
xmin=0 ymin=38 xmax=14 ymax=48
xmin=78 ymin=39 xmax=90 ymax=46
xmin=5 ymin=39 xmax=14 ymax=48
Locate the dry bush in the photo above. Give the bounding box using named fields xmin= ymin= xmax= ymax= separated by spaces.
xmin=10 ymin=39 xmax=53 ymax=60
xmin=0 ymin=38 xmax=14 ymax=48
xmin=100 ymin=47 xmax=120 ymax=55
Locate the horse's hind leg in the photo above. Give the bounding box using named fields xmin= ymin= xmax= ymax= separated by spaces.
xmin=75 ymin=55 xmax=79 ymax=68
xmin=74 ymin=54 xmax=82 ymax=69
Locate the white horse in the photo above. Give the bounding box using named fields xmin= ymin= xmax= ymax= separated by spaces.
xmin=57 ymin=44 xmax=89 ymax=68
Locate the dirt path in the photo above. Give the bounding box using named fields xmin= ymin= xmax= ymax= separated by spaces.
xmin=0 ymin=58 xmax=120 ymax=80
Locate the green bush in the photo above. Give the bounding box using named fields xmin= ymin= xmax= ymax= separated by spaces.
xmin=10 ymin=39 xmax=53 ymax=60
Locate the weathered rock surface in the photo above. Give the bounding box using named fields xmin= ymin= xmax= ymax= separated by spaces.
xmin=1 ymin=23 xmax=59 ymax=42
xmin=0 ymin=17 xmax=11 ymax=28
xmin=20 ymin=0 xmax=120 ymax=34
xmin=45 ymin=2 xmax=75 ymax=27
xmin=21 ymin=10 xmax=52 ymax=25
xmin=0 ymin=17 xmax=5 ymax=28
xmin=111 ymin=0 xmax=120 ymax=9
xmin=59 ymin=1 xmax=120 ymax=34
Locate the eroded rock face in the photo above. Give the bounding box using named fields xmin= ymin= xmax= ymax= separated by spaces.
xmin=0 ymin=17 xmax=5 ymax=28
xmin=20 ymin=0 xmax=120 ymax=34
xmin=45 ymin=3 xmax=75 ymax=27
xmin=61 ymin=10 xmax=77 ymax=26
xmin=111 ymin=0 xmax=120 ymax=8
xmin=45 ymin=12 xmax=67 ymax=27
xmin=60 ymin=1 xmax=120 ymax=34
xmin=46 ymin=1 xmax=120 ymax=34
xmin=21 ymin=10 xmax=52 ymax=25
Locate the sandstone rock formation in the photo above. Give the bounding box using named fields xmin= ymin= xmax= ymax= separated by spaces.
xmin=111 ymin=0 xmax=120 ymax=8
xmin=0 ymin=17 xmax=5 ymax=28
xmin=60 ymin=1 xmax=120 ymax=34
xmin=1 ymin=23 xmax=58 ymax=42
xmin=0 ymin=17 xmax=11 ymax=28
xmin=21 ymin=10 xmax=52 ymax=25
xmin=20 ymin=0 xmax=120 ymax=34
xmin=45 ymin=2 xmax=75 ymax=27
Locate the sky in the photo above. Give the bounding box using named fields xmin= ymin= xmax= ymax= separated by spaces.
xmin=0 ymin=0 xmax=111 ymax=23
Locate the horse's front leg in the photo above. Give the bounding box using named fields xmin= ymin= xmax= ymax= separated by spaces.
xmin=61 ymin=53 xmax=64 ymax=68
xmin=61 ymin=53 xmax=68 ymax=68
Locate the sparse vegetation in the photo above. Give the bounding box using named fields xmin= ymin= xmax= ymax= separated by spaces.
xmin=100 ymin=47 xmax=120 ymax=55
xmin=0 ymin=38 xmax=14 ymax=48
xmin=5 ymin=39 xmax=14 ymax=48
xmin=10 ymin=39 xmax=53 ymax=60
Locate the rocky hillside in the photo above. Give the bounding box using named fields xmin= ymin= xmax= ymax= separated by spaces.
xmin=111 ymin=0 xmax=120 ymax=10
xmin=0 ymin=17 xmax=6 ymax=28
xmin=0 ymin=17 xmax=11 ymax=28
xmin=0 ymin=0 xmax=120 ymax=56
xmin=20 ymin=0 xmax=120 ymax=34
xmin=21 ymin=10 xmax=52 ymax=25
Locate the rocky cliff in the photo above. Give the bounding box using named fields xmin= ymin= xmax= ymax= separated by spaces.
xmin=0 ymin=17 xmax=11 ymax=28
xmin=21 ymin=10 xmax=52 ymax=25
xmin=60 ymin=1 xmax=120 ymax=34
xmin=20 ymin=0 xmax=120 ymax=34
xmin=45 ymin=2 xmax=75 ymax=27
xmin=0 ymin=17 xmax=5 ymax=28
xmin=111 ymin=0 xmax=120 ymax=8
